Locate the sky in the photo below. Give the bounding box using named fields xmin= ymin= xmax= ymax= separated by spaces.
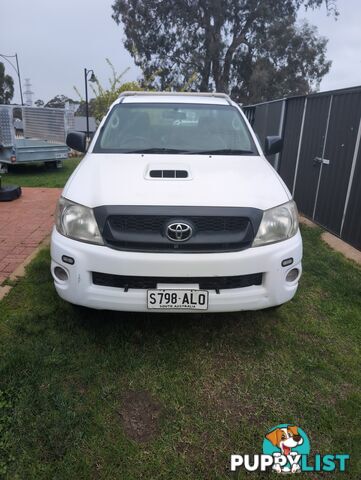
xmin=1 ymin=0 xmax=361 ymax=105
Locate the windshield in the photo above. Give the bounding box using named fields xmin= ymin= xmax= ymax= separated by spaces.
xmin=93 ymin=103 xmax=258 ymax=155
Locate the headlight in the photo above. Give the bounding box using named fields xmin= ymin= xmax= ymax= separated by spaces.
xmin=253 ymin=200 xmax=299 ymax=247
xmin=55 ymin=197 xmax=103 ymax=245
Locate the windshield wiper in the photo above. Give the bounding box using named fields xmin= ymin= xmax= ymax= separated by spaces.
xmin=120 ymin=147 xmax=186 ymax=154
xmin=182 ymin=148 xmax=256 ymax=155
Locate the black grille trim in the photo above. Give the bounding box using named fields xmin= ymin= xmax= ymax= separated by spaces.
xmin=92 ymin=272 xmax=263 ymax=290
xmin=109 ymin=215 xmax=248 ymax=233
xmin=93 ymin=205 xmax=263 ymax=253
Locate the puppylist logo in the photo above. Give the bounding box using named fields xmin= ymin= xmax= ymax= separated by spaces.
xmin=231 ymin=424 xmax=350 ymax=474
xmin=263 ymin=424 xmax=310 ymax=473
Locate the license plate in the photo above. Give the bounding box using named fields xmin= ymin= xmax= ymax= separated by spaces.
xmin=147 ymin=289 xmax=209 ymax=310
xmin=55 ymin=152 xmax=68 ymax=159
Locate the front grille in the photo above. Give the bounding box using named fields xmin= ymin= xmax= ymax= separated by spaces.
xmin=109 ymin=215 xmax=246 ymax=233
xmin=93 ymin=206 xmax=263 ymax=253
xmin=92 ymin=272 xmax=263 ymax=290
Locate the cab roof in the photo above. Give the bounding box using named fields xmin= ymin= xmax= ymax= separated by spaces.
xmin=118 ymin=91 xmax=233 ymax=106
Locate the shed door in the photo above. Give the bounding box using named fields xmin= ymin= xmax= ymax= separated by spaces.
xmin=313 ymin=92 xmax=361 ymax=235
xmin=294 ymin=95 xmax=332 ymax=218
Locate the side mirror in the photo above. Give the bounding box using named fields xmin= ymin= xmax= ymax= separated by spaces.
xmin=265 ymin=136 xmax=283 ymax=156
xmin=66 ymin=131 xmax=87 ymax=153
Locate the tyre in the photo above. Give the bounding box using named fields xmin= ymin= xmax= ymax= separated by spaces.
xmin=0 ymin=185 xmax=22 ymax=201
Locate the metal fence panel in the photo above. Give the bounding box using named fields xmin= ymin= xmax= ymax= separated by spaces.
xmin=244 ymin=85 xmax=361 ymax=251
xmin=313 ymin=92 xmax=361 ymax=235
xmin=293 ymin=95 xmax=332 ymax=218
xmin=254 ymin=101 xmax=284 ymax=168
xmin=244 ymin=100 xmax=285 ymax=168
xmin=278 ymin=97 xmax=306 ymax=192
xmin=341 ymin=144 xmax=361 ymax=250
xmin=243 ymin=106 xmax=255 ymax=126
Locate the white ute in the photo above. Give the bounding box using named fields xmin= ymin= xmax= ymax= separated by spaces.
xmin=51 ymin=92 xmax=302 ymax=312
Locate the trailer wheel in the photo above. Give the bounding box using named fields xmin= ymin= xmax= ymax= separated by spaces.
xmin=45 ymin=160 xmax=64 ymax=169
xmin=45 ymin=161 xmax=57 ymax=169
xmin=0 ymin=185 xmax=22 ymax=202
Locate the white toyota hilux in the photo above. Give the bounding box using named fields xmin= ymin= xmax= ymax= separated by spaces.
xmin=51 ymin=92 xmax=302 ymax=312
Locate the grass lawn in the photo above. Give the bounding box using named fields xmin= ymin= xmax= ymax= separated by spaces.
xmin=0 ymin=225 xmax=360 ymax=479
xmin=1 ymin=158 xmax=81 ymax=188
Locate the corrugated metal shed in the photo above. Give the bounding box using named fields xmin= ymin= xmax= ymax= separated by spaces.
xmin=243 ymin=85 xmax=361 ymax=251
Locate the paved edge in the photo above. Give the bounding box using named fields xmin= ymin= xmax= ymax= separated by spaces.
xmin=321 ymin=232 xmax=361 ymax=266
xmin=0 ymin=236 xmax=51 ymax=301
xmin=300 ymin=215 xmax=361 ymax=266
xmin=299 ymin=215 xmax=318 ymax=229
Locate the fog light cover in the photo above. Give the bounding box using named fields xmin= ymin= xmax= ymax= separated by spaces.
xmin=54 ymin=266 xmax=68 ymax=282
xmin=286 ymin=268 xmax=299 ymax=283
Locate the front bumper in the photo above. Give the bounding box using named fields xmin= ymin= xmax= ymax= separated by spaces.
xmin=50 ymin=228 xmax=302 ymax=312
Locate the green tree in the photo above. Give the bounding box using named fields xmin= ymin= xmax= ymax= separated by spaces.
xmin=74 ymin=59 xmax=143 ymax=121
xmin=91 ymin=80 xmax=143 ymax=121
xmin=45 ymin=94 xmax=78 ymax=109
xmin=34 ymin=99 xmax=44 ymax=107
xmin=74 ymin=99 xmax=96 ymax=117
xmin=0 ymin=62 xmax=14 ymax=104
xmin=112 ymin=0 xmax=337 ymax=102
xmin=231 ymin=19 xmax=331 ymax=103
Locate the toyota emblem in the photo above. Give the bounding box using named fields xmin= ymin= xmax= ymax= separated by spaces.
xmin=166 ymin=222 xmax=193 ymax=242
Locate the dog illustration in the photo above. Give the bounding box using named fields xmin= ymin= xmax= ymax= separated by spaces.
xmin=265 ymin=425 xmax=303 ymax=473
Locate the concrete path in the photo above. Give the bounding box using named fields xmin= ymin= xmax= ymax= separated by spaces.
xmin=300 ymin=215 xmax=361 ymax=266
xmin=0 ymin=187 xmax=62 ymax=285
